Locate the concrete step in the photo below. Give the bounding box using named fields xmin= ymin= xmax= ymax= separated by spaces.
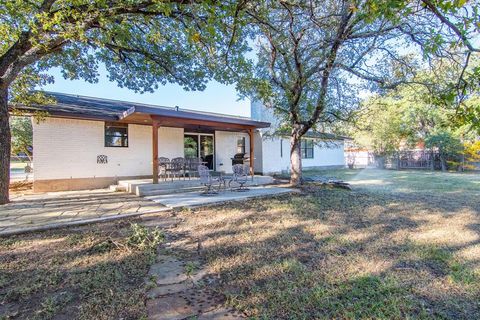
xmin=118 ymin=175 xmax=275 ymax=197
xmin=140 ymin=185 xmax=205 ymax=197
xmin=109 ymin=184 xmax=127 ymax=192
xmin=119 ymin=179 xmax=204 ymax=196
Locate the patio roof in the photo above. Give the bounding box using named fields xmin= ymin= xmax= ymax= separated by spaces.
xmin=9 ymin=91 xmax=270 ymax=131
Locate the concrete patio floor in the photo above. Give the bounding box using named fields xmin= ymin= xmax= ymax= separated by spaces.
xmin=145 ymin=185 xmax=295 ymax=208
xmin=0 ymin=189 xmax=169 ymax=236
xmin=0 ymin=185 xmax=294 ymax=236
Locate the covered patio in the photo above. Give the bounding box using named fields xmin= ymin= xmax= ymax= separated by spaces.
xmin=11 ymin=92 xmax=270 ymax=193
xmin=114 ymin=103 xmax=270 ymax=185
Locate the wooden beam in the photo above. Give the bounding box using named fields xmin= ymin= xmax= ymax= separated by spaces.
xmin=248 ymin=128 xmax=254 ymax=177
xmin=152 ymin=120 xmax=159 ymax=184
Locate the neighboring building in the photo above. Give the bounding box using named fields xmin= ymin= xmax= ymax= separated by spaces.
xmin=10 ymin=92 xmax=346 ymax=192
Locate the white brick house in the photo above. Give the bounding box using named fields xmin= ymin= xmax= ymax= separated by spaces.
xmin=13 ymin=92 xmax=346 ymax=192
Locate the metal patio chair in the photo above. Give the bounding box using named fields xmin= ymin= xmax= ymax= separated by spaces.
xmin=158 ymin=157 xmax=170 ymax=181
xmin=229 ymin=164 xmax=249 ymax=191
xmin=198 ymin=164 xmax=221 ymax=195
xmin=185 ymin=157 xmax=202 ymax=179
xmin=171 ymin=157 xmax=186 ymax=180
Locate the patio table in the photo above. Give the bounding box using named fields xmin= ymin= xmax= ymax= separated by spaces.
xmin=216 ymin=171 xmax=234 ymax=191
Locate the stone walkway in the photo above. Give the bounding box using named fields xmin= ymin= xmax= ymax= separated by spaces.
xmin=140 ymin=212 xmax=243 ymax=320
xmin=0 ymin=189 xmax=168 ymax=235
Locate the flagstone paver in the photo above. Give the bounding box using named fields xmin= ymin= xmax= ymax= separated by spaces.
xmin=140 ymin=212 xmax=244 ymax=320
xmin=0 ymin=189 xmax=169 ymax=236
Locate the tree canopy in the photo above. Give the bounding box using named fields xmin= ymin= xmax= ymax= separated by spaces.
xmin=1 ymin=0 xmax=250 ymax=98
xmin=237 ymin=0 xmax=479 ymax=184
xmin=0 ymin=0 xmax=250 ymax=204
xmin=352 ymin=59 xmax=480 ymax=170
xmin=10 ymin=116 xmax=33 ymax=161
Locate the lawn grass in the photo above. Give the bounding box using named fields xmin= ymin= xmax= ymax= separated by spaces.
xmin=1 ymin=169 xmax=479 ymax=319
xmin=298 ymin=168 xmax=480 ymax=194
xmin=0 ymin=220 xmax=162 ymax=319
xmin=173 ymin=170 xmax=480 ymax=319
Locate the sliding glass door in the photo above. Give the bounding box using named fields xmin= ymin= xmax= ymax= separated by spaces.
xmin=184 ymin=134 xmax=214 ymax=169
xmin=184 ymin=135 xmax=199 ymax=159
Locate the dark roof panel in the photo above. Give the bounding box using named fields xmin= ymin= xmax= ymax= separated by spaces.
xmin=10 ymin=92 xmax=270 ymax=128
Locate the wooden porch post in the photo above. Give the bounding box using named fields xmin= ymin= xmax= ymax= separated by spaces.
xmin=248 ymin=128 xmax=254 ymax=176
xmin=152 ymin=119 xmax=159 ymax=184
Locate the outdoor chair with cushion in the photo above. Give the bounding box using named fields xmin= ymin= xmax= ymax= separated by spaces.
xmin=229 ymin=164 xmax=250 ymax=191
xmin=198 ymin=164 xmax=221 ymax=195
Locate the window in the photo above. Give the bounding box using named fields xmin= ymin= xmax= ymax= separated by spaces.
xmin=237 ymin=137 xmax=246 ymax=154
xmin=105 ymin=122 xmax=128 ymax=147
xmin=301 ymin=139 xmax=314 ymax=159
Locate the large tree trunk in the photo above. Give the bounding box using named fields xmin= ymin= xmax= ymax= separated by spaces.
xmin=439 ymin=153 xmax=447 ymax=171
xmin=290 ymin=129 xmax=302 ymax=187
xmin=0 ymin=85 xmax=10 ymax=204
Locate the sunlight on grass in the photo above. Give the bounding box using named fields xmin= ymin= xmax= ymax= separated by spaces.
xmin=303 ymin=168 xmax=480 ymax=195
xmin=175 ymin=173 xmax=480 ymax=318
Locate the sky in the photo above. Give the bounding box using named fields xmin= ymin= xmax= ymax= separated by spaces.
xmin=41 ymin=65 xmax=252 ymax=117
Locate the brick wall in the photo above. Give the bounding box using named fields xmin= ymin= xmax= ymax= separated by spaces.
xmin=33 ymin=118 xmax=184 ymax=181
xmin=258 ymin=135 xmax=345 ymax=174
xmin=215 ymin=130 xmax=250 ymax=173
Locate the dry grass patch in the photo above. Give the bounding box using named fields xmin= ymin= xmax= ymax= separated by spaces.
xmin=0 ymin=220 xmax=162 ymax=320
xmin=174 ymin=186 xmax=480 ymax=319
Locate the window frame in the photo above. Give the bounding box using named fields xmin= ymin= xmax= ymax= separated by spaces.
xmin=104 ymin=122 xmax=129 ymax=148
xmin=301 ymin=139 xmax=314 ymax=159
xmin=237 ymin=136 xmax=246 ymax=154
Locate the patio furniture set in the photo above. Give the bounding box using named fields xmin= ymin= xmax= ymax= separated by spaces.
xmin=158 ymin=157 xmax=205 ymax=181
xmin=198 ymin=164 xmax=250 ymax=195
xmin=158 ymin=157 xmax=251 ymax=195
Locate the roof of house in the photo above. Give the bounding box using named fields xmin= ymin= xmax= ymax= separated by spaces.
xmin=9 ymin=92 xmax=270 ymax=130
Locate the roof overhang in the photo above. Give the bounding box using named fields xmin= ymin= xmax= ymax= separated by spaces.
xmin=117 ymin=105 xmax=270 ymax=131
xmin=9 ymin=92 xmax=270 ymax=132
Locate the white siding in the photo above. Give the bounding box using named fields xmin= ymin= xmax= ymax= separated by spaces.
xmin=158 ymin=127 xmax=184 ymax=159
xmin=33 ymin=118 xmax=183 ymax=180
xmin=32 ymin=117 xmax=344 ymax=182
xmin=259 ymin=135 xmax=345 ymax=174
xmin=214 ymin=130 xmax=250 ymax=173
xmin=253 ymin=131 xmax=263 ymax=173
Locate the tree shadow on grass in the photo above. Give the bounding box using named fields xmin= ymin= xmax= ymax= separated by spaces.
xmin=174 ymin=186 xmax=480 ymax=319
xmin=0 ymin=218 xmax=155 ymax=319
